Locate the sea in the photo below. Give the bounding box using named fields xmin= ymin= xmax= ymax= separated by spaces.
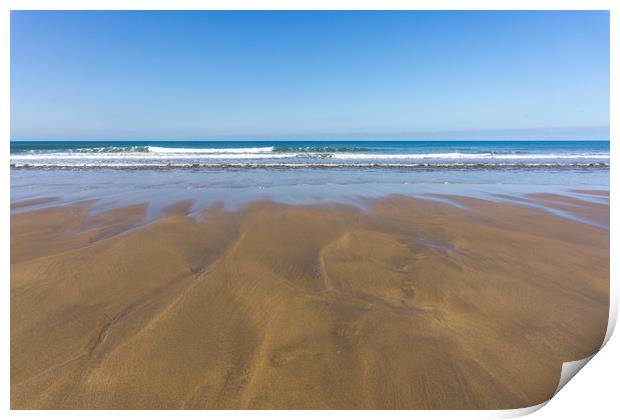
xmin=10 ymin=140 xmax=610 ymax=221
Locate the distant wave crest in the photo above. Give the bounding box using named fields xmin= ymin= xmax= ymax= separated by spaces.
xmin=148 ymin=146 xmax=275 ymax=154
xmin=10 ymin=151 xmax=611 ymax=160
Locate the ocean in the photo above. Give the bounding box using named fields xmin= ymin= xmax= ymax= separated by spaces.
xmin=10 ymin=140 xmax=610 ymax=169
xmin=10 ymin=140 xmax=610 ymax=220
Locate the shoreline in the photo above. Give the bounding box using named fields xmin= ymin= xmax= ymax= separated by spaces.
xmin=11 ymin=187 xmax=611 ymax=229
xmin=11 ymin=193 xmax=609 ymax=409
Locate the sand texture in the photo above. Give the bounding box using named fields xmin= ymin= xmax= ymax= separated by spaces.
xmin=11 ymin=194 xmax=609 ymax=409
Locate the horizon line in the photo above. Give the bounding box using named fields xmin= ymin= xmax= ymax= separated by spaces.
xmin=10 ymin=138 xmax=611 ymax=142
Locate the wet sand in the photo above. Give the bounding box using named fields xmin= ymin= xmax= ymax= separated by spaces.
xmin=525 ymin=193 xmax=609 ymax=228
xmin=10 ymin=194 xmax=609 ymax=409
xmin=10 ymin=196 xmax=58 ymax=210
xmin=572 ymin=189 xmax=610 ymax=197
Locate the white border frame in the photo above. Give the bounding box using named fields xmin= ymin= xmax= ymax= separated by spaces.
xmin=2 ymin=2 xmax=616 ymax=419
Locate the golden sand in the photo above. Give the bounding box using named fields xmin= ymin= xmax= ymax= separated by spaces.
xmin=10 ymin=194 xmax=609 ymax=409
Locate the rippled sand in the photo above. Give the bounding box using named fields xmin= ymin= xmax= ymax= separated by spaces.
xmin=11 ymin=194 xmax=609 ymax=409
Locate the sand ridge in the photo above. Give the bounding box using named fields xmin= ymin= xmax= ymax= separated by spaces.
xmin=10 ymin=194 xmax=609 ymax=409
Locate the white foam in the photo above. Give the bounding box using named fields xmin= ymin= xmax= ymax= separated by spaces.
xmin=147 ymin=146 xmax=274 ymax=154
xmin=10 ymin=151 xmax=610 ymax=162
xmin=10 ymin=162 xmax=610 ymax=169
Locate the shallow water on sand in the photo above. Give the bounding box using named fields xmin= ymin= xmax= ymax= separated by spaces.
xmin=10 ymin=165 xmax=609 ymax=226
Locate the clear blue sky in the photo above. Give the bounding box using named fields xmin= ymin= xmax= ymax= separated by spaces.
xmin=11 ymin=10 xmax=609 ymax=141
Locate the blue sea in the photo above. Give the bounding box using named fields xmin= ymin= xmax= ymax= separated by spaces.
xmin=10 ymin=140 xmax=610 ymax=169
xmin=10 ymin=140 xmax=610 ymax=219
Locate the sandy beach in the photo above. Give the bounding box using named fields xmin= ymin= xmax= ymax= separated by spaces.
xmin=9 ymin=193 xmax=609 ymax=409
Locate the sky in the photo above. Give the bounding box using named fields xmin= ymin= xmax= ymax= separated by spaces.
xmin=10 ymin=10 xmax=610 ymax=141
